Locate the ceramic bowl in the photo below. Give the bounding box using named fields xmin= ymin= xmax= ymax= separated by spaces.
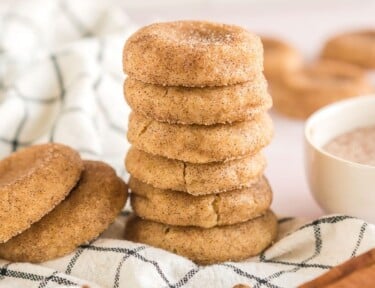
xmin=305 ymin=95 xmax=375 ymax=222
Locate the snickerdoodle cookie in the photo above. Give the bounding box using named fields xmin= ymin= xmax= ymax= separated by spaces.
xmin=126 ymin=148 xmax=266 ymax=195
xmin=262 ymin=36 xmax=302 ymax=80
xmin=123 ymin=21 xmax=263 ymax=87
xmin=130 ymin=177 xmax=272 ymax=228
xmin=321 ymin=30 xmax=375 ymax=68
xmin=272 ymin=60 xmax=373 ymax=119
xmin=125 ymin=210 xmax=277 ymax=264
xmin=127 ymin=113 xmax=273 ymax=163
xmin=0 ymin=161 xmax=128 ymax=263
xmin=124 ymin=75 xmax=271 ymax=125
xmin=0 ymin=143 xmax=83 ymax=243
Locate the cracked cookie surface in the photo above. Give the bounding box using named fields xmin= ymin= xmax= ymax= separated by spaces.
xmin=0 ymin=161 xmax=128 ymax=263
xmin=0 ymin=143 xmax=83 ymax=243
xmin=127 ymin=112 xmax=273 ymax=163
xmin=123 ymin=21 xmax=263 ymax=87
xmin=124 ymin=210 xmax=278 ymax=264
xmin=124 ymin=75 xmax=271 ymax=125
xmin=129 ymin=176 xmax=272 ymax=228
xmin=126 ymin=147 xmax=266 ymax=195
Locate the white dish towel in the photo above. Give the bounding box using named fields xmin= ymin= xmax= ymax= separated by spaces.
xmin=0 ymin=1 xmax=374 ymax=287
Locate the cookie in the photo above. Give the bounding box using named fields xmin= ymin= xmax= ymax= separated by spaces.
xmin=126 ymin=147 xmax=266 ymax=195
xmin=127 ymin=113 xmax=273 ymax=163
xmin=0 ymin=143 xmax=83 ymax=243
xmin=261 ymin=36 xmax=302 ymax=80
xmin=321 ymin=30 xmax=375 ymax=68
xmin=272 ymin=60 xmax=373 ymax=119
xmin=124 ymin=210 xmax=277 ymax=265
xmin=123 ymin=21 xmax=263 ymax=87
xmin=124 ymin=75 xmax=272 ymax=125
xmin=130 ymin=176 xmax=272 ymax=228
xmin=0 ymin=161 xmax=128 ymax=263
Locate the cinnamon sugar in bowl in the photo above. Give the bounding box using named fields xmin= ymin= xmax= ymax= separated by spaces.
xmin=324 ymin=126 xmax=375 ymax=166
xmin=305 ymin=95 xmax=375 ymax=222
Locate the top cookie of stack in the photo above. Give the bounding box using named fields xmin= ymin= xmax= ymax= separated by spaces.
xmin=123 ymin=21 xmax=272 ymax=126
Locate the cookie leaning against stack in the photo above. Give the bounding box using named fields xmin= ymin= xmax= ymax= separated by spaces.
xmin=0 ymin=143 xmax=128 ymax=263
xmin=123 ymin=20 xmax=278 ymax=265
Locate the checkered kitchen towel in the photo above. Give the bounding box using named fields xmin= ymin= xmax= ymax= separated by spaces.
xmin=1 ymin=0 xmax=375 ymax=287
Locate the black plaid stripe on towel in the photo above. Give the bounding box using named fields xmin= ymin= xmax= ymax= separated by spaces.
xmin=0 ymin=213 xmax=374 ymax=287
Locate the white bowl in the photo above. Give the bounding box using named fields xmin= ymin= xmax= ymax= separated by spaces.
xmin=305 ymin=95 xmax=375 ymax=222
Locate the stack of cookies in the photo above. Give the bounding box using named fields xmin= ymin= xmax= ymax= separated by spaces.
xmin=123 ymin=21 xmax=278 ymax=264
xmin=0 ymin=143 xmax=128 ymax=263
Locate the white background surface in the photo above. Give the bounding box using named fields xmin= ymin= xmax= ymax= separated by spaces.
xmin=121 ymin=0 xmax=375 ymax=218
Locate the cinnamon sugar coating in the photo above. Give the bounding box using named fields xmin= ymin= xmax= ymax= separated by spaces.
xmin=130 ymin=176 xmax=272 ymax=228
xmin=123 ymin=21 xmax=263 ymax=87
xmin=127 ymin=113 xmax=273 ymax=163
xmin=0 ymin=161 xmax=128 ymax=262
xmin=0 ymin=143 xmax=83 ymax=243
xmin=126 ymin=147 xmax=266 ymax=195
xmin=124 ymin=210 xmax=277 ymax=265
xmin=124 ymin=75 xmax=271 ymax=125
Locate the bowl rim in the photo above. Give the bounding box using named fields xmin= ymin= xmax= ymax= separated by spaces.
xmin=305 ymin=94 xmax=375 ymax=170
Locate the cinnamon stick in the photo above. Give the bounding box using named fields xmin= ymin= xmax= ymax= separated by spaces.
xmin=299 ymin=248 xmax=375 ymax=288
xmin=324 ymin=264 xmax=375 ymax=288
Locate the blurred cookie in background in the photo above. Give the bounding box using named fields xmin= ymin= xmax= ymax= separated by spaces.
xmin=261 ymin=36 xmax=302 ymax=81
xmin=321 ymin=30 xmax=375 ymax=69
xmin=271 ymin=59 xmax=373 ymax=119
